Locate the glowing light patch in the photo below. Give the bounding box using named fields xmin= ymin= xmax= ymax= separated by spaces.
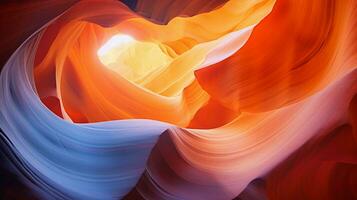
xmin=97 ymin=34 xmax=172 ymax=84
xmin=97 ymin=34 xmax=135 ymax=57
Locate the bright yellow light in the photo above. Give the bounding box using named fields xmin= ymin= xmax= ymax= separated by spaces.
xmin=97 ymin=34 xmax=173 ymax=84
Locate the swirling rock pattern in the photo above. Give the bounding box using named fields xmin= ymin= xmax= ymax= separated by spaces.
xmin=0 ymin=0 xmax=356 ymax=199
